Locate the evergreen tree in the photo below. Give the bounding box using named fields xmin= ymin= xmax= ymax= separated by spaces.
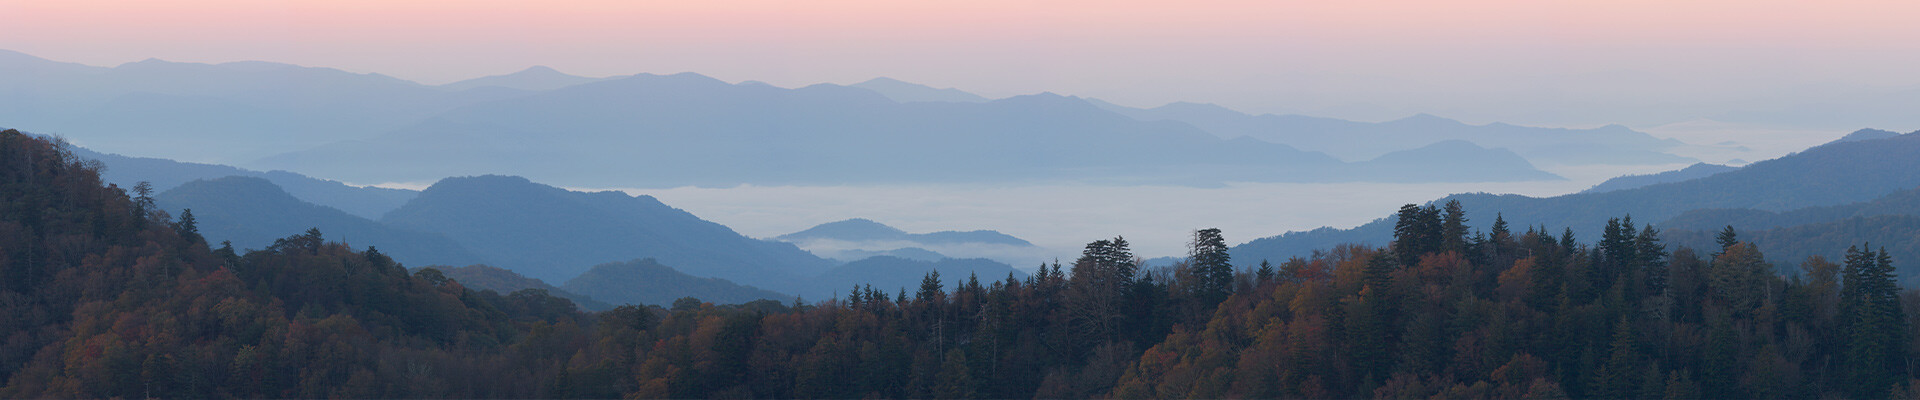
xmin=1489 ymin=213 xmax=1511 ymax=245
xmin=171 ymin=208 xmax=202 ymax=244
xmin=1713 ymin=225 xmax=1739 ymax=257
xmin=1635 ymin=225 xmax=1669 ymax=295
xmin=1440 ymin=200 xmax=1468 ymax=253
xmin=1187 ymin=228 xmax=1233 ymax=306
xmin=1255 ymin=260 xmax=1275 ymax=284
xmin=917 ymin=270 xmax=945 ymax=303
xmin=1393 ymin=204 xmax=1442 ymax=267
xmin=1840 ymin=244 xmax=1907 ymax=399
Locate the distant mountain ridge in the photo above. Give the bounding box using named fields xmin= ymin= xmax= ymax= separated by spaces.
xmin=6 ymin=50 xmax=1604 ymax=187
xmin=561 ymin=259 xmax=791 ymax=307
xmin=1579 ymin=163 xmax=1739 ymax=194
xmin=66 ymin=144 xmax=416 ymax=219
xmin=775 ymin=218 xmax=1049 ymax=267
xmin=255 ymin=72 xmax=1565 ymax=187
xmin=1090 ymin=100 xmax=1694 ymax=167
xmin=379 ymin=175 xmax=835 ymax=293
xmin=1231 ymin=129 xmax=1920 ymax=266
xmin=154 ymin=176 xmax=485 ymax=268
xmin=433 ymin=265 xmax=614 ymax=311
xmin=777 ymin=218 xmax=1032 ymax=246
xmin=1660 ymin=184 xmax=1920 ymax=233
xmin=0 ymin=50 xmax=523 ymax=163
xmin=850 ymin=77 xmax=992 ymax=103
xmin=438 ymin=66 xmax=616 ymax=92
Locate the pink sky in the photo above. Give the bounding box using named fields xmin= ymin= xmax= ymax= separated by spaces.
xmin=6 ymin=0 xmax=1920 ymax=126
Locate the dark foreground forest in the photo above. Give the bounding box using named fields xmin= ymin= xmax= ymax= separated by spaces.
xmin=4 ymin=128 xmax=1920 ymax=399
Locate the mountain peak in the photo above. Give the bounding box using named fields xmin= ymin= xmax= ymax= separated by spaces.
xmin=1830 ymin=128 xmax=1902 ymax=145
xmin=440 ymin=66 xmax=605 ymax=91
xmin=1386 ymin=113 xmax=1463 ymax=125
xmin=779 ymin=218 xmax=910 ymax=242
xmin=849 ymin=77 xmax=989 ymax=103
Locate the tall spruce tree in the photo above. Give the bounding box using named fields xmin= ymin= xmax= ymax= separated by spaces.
xmin=1840 ymin=244 xmax=1907 ymax=399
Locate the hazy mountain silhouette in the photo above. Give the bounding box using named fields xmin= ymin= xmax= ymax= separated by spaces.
xmin=379 ymin=175 xmax=834 ymax=291
xmin=154 ymin=176 xmax=485 ymax=268
xmin=66 ymin=144 xmax=416 ymax=219
xmin=433 ymin=265 xmax=614 ymax=311
xmin=4 ymin=50 xmax=1573 ymax=186
xmin=1580 ymin=163 xmax=1739 ymax=194
xmin=439 ymin=66 xmax=615 ymax=92
xmin=778 ymin=218 xmax=1033 ymax=246
xmin=1660 ymin=185 xmax=1920 ymax=232
xmin=1345 ymin=140 xmax=1564 ymax=182
xmin=1815 ymin=128 xmax=1903 ymax=148
xmin=1232 ymin=129 xmax=1920 ymax=264
xmin=775 ymin=218 xmax=1045 ymax=266
xmin=562 ymin=258 xmax=791 ymax=307
xmin=0 ymin=50 xmax=521 ymax=163
xmin=255 ymin=72 xmax=1563 ymax=187
xmin=1090 ymin=100 xmax=1693 ymax=166
xmin=831 ymin=248 xmax=950 ymax=263
xmin=849 ymin=77 xmax=991 ymax=103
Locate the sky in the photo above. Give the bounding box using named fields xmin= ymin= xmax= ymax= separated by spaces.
xmin=7 ymin=0 xmax=1920 ymax=128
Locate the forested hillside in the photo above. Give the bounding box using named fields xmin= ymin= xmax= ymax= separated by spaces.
xmin=1235 ymin=130 xmax=1920 ymax=266
xmin=0 ymin=129 xmax=604 ymax=397
xmin=8 ymin=127 xmax=1920 ymax=399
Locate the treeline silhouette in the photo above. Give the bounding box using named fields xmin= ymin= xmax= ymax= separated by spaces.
xmin=3 ymin=128 xmax=1918 ymax=399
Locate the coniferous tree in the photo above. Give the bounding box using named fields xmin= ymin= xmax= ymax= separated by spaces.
xmin=172 ymin=208 xmax=201 ymax=244
xmin=1440 ymin=200 xmax=1468 ymax=253
xmin=1068 ymin=237 xmax=1138 ymax=348
xmin=1187 ymin=228 xmax=1233 ymax=307
xmin=1840 ymin=244 xmax=1906 ymax=399
xmin=1635 ymin=225 xmax=1669 ymax=295
xmin=1393 ymin=204 xmax=1442 ymax=267
xmin=1713 ymin=225 xmax=1739 ymax=257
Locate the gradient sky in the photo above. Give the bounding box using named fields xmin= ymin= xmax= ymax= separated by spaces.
xmin=7 ymin=0 xmax=1920 ymax=127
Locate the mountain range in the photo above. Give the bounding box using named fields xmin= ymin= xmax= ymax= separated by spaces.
xmin=69 ymin=145 xmax=416 ymax=219
xmin=1578 ymin=162 xmax=1738 ymax=194
xmin=154 ymin=176 xmax=482 ymax=268
xmin=0 ymin=50 xmax=1687 ymax=188
xmin=1087 ymin=100 xmax=1694 ymax=166
xmin=1233 ymin=129 xmax=1920 ymax=278
xmin=252 ymin=73 xmax=1560 ymax=187
xmin=84 ymin=131 xmax=1036 ymax=303
xmin=560 ymin=259 xmax=793 ymax=307
xmin=377 ymin=175 xmax=832 ymax=290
